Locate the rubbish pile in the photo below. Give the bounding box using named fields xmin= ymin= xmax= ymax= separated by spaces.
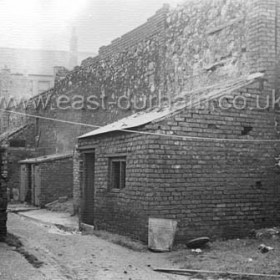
xmin=258 ymin=244 xmax=274 ymax=254
xmin=253 ymin=227 xmax=280 ymax=239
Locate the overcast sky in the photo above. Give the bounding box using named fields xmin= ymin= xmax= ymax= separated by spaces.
xmin=0 ymin=0 xmax=182 ymax=53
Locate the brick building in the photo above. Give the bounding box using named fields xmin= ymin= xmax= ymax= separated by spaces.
xmin=0 ymin=125 xmax=37 ymax=202
xmin=0 ymin=29 xmax=95 ymax=99
xmin=19 ymin=153 xmax=73 ymax=207
xmin=74 ymin=0 xmax=280 ymax=242
xmin=77 ymin=72 xmax=280 ymax=242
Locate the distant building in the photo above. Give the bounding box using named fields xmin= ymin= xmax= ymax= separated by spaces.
xmin=0 ymin=29 xmax=95 ymax=98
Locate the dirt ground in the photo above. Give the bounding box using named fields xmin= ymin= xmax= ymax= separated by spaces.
xmin=168 ymin=238 xmax=280 ymax=280
xmin=3 ymin=212 xmax=280 ymax=280
xmin=5 ymin=213 xmax=187 ymax=280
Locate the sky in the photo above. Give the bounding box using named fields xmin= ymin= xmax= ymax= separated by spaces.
xmin=0 ymin=0 xmax=182 ymax=53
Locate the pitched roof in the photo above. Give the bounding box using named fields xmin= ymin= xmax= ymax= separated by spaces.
xmin=0 ymin=125 xmax=28 ymax=144
xmin=19 ymin=153 xmax=73 ymax=164
xmin=79 ymin=72 xmax=264 ymax=139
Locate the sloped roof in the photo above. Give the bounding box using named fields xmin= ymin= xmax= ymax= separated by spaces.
xmin=0 ymin=125 xmax=28 ymax=144
xmin=19 ymin=153 xmax=73 ymax=164
xmin=79 ymin=72 xmax=264 ymax=139
xmin=79 ymin=107 xmax=172 ymax=139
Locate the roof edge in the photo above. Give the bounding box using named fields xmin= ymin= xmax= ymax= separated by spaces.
xmin=19 ymin=153 xmax=73 ymax=164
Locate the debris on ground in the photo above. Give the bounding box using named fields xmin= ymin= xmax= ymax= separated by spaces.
xmin=45 ymin=198 xmax=73 ymax=214
xmin=191 ymin=249 xmax=202 ymax=253
xmin=186 ymin=237 xmax=210 ymax=249
xmin=253 ymin=227 xmax=280 ymax=239
xmin=169 ymin=238 xmax=280 ymax=276
xmin=258 ymin=244 xmax=274 ymax=254
xmin=58 ymin=196 xmax=68 ymax=203
xmin=153 ymin=267 xmax=280 ymax=278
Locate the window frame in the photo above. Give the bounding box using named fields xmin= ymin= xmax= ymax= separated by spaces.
xmin=108 ymin=156 xmax=126 ymax=191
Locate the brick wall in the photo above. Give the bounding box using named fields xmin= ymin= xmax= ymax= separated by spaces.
xmin=73 ymin=150 xmax=82 ymax=214
xmin=39 ymin=156 xmax=73 ymax=206
xmin=78 ymin=133 xmax=151 ymax=240
xmin=7 ymin=148 xmax=37 ymax=201
xmin=98 ymin=5 xmax=168 ymax=58
xmin=25 ymin=4 xmax=168 ymax=155
xmin=0 ymin=148 xmax=7 ymax=240
xmin=2 ymin=124 xmax=38 ymax=201
xmin=142 ymin=86 xmax=280 ymax=241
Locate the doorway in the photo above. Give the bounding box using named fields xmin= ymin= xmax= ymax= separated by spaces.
xmin=81 ymin=151 xmax=95 ymax=225
xmin=31 ymin=164 xmax=41 ymax=206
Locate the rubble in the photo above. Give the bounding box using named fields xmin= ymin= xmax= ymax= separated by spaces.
xmin=258 ymin=244 xmax=274 ymax=254
xmin=187 ymin=237 xmax=210 ymax=249
xmin=253 ymin=228 xmax=280 ymax=239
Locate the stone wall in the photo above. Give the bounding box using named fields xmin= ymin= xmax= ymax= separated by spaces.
xmin=25 ymin=5 xmax=168 ymax=155
xmin=78 ymin=81 xmax=280 ymax=242
xmin=26 ymin=0 xmax=280 ymax=155
xmin=164 ymin=0 xmax=248 ymax=96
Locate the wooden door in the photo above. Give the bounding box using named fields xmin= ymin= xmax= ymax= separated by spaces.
xmin=20 ymin=165 xmax=27 ymax=202
xmin=32 ymin=165 xmax=41 ymax=206
xmin=81 ymin=152 xmax=95 ymax=225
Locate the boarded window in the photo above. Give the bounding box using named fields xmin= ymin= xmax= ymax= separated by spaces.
xmin=109 ymin=157 xmax=126 ymax=190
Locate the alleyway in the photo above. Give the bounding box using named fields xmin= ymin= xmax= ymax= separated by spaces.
xmin=4 ymin=213 xmax=187 ymax=280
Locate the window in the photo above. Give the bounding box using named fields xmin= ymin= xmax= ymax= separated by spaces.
xmin=109 ymin=157 xmax=126 ymax=190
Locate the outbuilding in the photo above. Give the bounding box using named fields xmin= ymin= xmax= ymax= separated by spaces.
xmin=19 ymin=153 xmax=73 ymax=207
xmin=76 ymin=74 xmax=280 ymax=242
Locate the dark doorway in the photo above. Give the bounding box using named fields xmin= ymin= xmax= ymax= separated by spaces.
xmin=81 ymin=151 xmax=95 ymax=225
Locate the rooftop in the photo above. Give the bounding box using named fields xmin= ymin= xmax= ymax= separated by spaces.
xmin=19 ymin=153 xmax=73 ymax=164
xmin=79 ymin=72 xmax=264 ymax=139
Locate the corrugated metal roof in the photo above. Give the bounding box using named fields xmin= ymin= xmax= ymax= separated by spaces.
xmin=78 ymin=107 xmax=173 ymax=139
xmin=78 ymin=72 xmax=264 ymax=139
xmin=19 ymin=153 xmax=73 ymax=164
